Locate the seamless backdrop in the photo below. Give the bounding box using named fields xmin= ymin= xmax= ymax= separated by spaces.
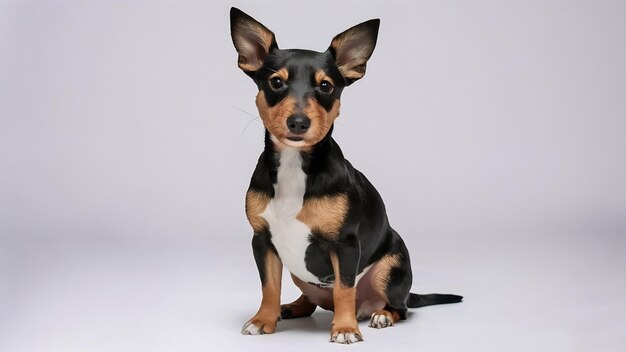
xmin=1 ymin=1 xmax=625 ymax=351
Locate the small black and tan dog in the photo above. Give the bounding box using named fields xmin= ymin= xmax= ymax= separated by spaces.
xmin=230 ymin=7 xmax=462 ymax=344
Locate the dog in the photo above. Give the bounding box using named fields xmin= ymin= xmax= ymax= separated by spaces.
xmin=230 ymin=7 xmax=462 ymax=344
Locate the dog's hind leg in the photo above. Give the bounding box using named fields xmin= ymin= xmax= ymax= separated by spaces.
xmin=281 ymin=294 xmax=317 ymax=319
xmin=369 ymin=230 xmax=413 ymax=328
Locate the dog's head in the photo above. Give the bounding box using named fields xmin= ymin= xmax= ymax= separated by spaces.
xmin=230 ymin=7 xmax=379 ymax=149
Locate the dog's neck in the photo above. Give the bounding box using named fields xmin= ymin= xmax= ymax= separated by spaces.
xmin=259 ymin=125 xmax=349 ymax=197
xmin=263 ymin=125 xmax=339 ymax=171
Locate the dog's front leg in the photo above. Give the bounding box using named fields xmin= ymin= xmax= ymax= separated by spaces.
xmin=329 ymin=237 xmax=363 ymax=344
xmin=241 ymin=234 xmax=282 ymax=335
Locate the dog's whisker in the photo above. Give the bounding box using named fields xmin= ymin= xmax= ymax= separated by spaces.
xmin=233 ymin=106 xmax=261 ymax=122
xmin=232 ymin=106 xmax=263 ymax=136
xmin=241 ymin=117 xmax=261 ymax=136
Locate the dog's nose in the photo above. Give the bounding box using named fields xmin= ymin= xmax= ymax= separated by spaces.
xmin=286 ymin=114 xmax=311 ymax=134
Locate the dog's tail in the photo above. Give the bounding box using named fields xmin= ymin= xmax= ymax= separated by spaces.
xmin=407 ymin=293 xmax=463 ymax=308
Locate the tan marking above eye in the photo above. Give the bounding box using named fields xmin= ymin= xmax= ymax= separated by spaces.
xmin=269 ymin=67 xmax=289 ymax=82
xmin=314 ymin=69 xmax=334 ymax=86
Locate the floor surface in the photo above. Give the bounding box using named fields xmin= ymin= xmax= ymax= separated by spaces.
xmin=1 ymin=231 xmax=624 ymax=352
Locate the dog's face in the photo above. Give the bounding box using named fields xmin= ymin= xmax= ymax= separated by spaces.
xmin=230 ymin=8 xmax=379 ymax=149
xmin=251 ymin=49 xmax=344 ymax=149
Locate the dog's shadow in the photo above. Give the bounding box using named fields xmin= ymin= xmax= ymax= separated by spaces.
xmin=278 ymin=311 xmax=334 ymax=333
xmin=278 ymin=310 xmax=417 ymax=333
xmin=238 ymin=311 xmax=418 ymax=335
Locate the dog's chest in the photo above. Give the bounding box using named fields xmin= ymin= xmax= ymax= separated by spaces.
xmin=260 ymin=148 xmax=322 ymax=284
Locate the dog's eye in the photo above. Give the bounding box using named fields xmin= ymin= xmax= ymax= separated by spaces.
xmin=269 ymin=77 xmax=285 ymax=91
xmin=319 ymin=80 xmax=334 ymax=94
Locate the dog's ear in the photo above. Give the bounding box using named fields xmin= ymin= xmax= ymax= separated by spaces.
xmin=328 ymin=19 xmax=380 ymax=85
xmin=230 ymin=7 xmax=278 ymax=74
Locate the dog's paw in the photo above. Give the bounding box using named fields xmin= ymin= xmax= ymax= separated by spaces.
xmin=241 ymin=316 xmax=278 ymax=335
xmin=280 ymin=303 xmax=316 ymax=319
xmin=368 ymin=311 xmax=394 ymax=329
xmin=241 ymin=321 xmax=264 ymax=335
xmin=330 ymin=327 xmax=363 ymax=344
xmin=280 ymin=305 xmax=295 ymax=319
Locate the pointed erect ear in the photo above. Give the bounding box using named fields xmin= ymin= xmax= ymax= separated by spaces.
xmin=328 ymin=19 xmax=380 ymax=85
xmin=230 ymin=7 xmax=278 ymax=74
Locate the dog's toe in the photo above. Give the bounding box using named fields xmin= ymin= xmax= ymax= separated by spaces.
xmin=368 ymin=312 xmax=394 ymax=329
xmin=241 ymin=321 xmax=263 ymax=335
xmin=241 ymin=321 xmax=264 ymax=335
xmin=241 ymin=314 xmax=279 ymax=335
xmin=330 ymin=329 xmax=363 ymax=344
xmin=280 ymin=307 xmax=294 ymax=319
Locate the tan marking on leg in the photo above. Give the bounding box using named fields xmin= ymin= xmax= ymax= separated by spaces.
xmin=245 ymin=190 xmax=270 ymax=233
xmin=372 ymin=254 xmax=401 ymax=301
xmin=329 ymin=252 xmax=362 ymax=343
xmin=354 ymin=260 xmax=389 ymax=319
xmin=296 ymin=193 xmax=348 ymax=238
xmin=244 ymin=250 xmax=283 ymax=334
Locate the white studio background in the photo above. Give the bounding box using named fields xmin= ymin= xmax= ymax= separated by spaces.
xmin=1 ymin=1 xmax=625 ymax=351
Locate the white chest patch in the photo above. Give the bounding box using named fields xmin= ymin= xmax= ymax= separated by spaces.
xmin=260 ymin=146 xmax=371 ymax=287
xmin=260 ymin=147 xmax=321 ymax=284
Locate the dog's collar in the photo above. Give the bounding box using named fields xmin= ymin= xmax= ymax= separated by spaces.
xmin=308 ymin=282 xmax=333 ymax=289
